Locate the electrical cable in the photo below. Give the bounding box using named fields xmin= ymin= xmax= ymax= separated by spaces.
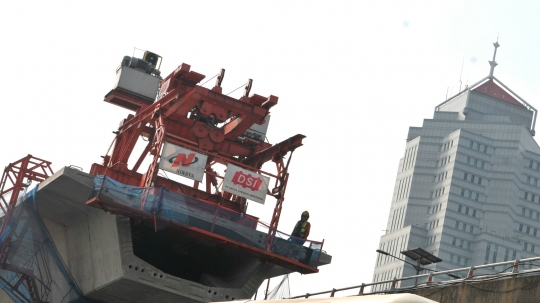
xmin=200 ymin=73 xmax=219 ymax=87
xmin=226 ymin=83 xmax=247 ymax=96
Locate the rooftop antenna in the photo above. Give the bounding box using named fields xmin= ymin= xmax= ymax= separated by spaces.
xmin=489 ymin=35 xmax=500 ymax=79
xmin=446 ymin=87 xmax=449 ymax=100
xmin=459 ymin=58 xmax=464 ymax=92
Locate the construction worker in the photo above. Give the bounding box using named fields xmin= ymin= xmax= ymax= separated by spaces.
xmin=290 ymin=211 xmax=310 ymax=245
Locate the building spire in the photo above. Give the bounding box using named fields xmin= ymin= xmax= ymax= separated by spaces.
xmin=489 ymin=38 xmax=500 ymax=79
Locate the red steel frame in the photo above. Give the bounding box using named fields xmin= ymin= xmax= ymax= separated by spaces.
xmin=0 ymin=155 xmax=54 ymax=303
xmin=93 ymin=63 xmax=306 ymax=243
xmin=0 ymin=155 xmax=53 ymax=230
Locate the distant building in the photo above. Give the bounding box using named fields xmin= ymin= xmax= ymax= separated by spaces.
xmin=372 ymin=42 xmax=540 ymax=289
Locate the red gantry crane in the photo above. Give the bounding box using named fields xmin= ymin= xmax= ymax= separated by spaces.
xmin=87 ymin=51 xmax=323 ymax=276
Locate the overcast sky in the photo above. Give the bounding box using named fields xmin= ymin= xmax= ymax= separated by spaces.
xmin=2 ymin=0 xmax=540 ymax=300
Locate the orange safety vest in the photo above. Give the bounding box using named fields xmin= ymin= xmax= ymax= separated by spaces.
xmin=294 ymin=221 xmax=309 ymax=238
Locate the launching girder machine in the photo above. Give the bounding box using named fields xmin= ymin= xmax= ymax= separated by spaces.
xmin=88 ymin=52 xmax=317 ymax=274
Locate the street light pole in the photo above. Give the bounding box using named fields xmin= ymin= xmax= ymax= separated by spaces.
xmin=375 ymin=249 xmax=459 ymax=286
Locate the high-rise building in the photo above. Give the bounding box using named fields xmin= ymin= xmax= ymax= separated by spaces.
xmin=372 ymin=42 xmax=540 ymax=289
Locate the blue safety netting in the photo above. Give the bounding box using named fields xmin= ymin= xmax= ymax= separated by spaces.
xmin=92 ymin=175 xmax=323 ymax=269
xmin=0 ymin=186 xmax=86 ymax=303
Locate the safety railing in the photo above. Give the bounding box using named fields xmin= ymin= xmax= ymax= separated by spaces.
xmin=91 ymin=175 xmax=324 ymax=268
xmin=290 ymin=256 xmax=540 ymax=299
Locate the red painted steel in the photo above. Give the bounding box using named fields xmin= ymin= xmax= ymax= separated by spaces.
xmin=0 ymin=155 xmax=53 ymax=229
xmin=90 ymin=59 xmax=317 ymax=273
xmin=0 ymin=155 xmax=54 ymax=303
xmin=97 ymin=62 xmax=304 ymax=225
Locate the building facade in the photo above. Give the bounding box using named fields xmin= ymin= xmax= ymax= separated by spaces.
xmin=372 ymin=45 xmax=540 ymax=290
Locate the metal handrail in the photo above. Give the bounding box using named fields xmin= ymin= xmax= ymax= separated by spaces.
xmin=290 ymin=256 xmax=540 ymax=299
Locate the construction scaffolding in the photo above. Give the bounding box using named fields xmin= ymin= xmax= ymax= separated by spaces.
xmin=0 ymin=186 xmax=86 ymax=303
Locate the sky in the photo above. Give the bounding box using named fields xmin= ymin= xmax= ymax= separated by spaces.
xmin=2 ymin=0 xmax=540 ymax=300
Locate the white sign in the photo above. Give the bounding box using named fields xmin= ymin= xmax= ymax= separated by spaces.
xmin=159 ymin=143 xmax=208 ymax=182
xmin=222 ymin=164 xmax=270 ymax=204
xmin=243 ymin=115 xmax=271 ymax=141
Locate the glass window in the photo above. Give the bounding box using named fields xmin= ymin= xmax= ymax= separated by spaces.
xmin=471 ymin=175 xmax=475 ymax=182
xmin=478 ymin=177 xmax=482 ymax=185
xmin=467 ymin=157 xmax=471 ymax=164
xmin=467 ymin=242 xmax=471 ymax=250
xmin=459 ymin=239 xmax=464 ymax=247
xmin=445 ymin=172 xmax=448 ymax=179
xmin=469 ymin=141 xmax=473 ymax=148
xmin=450 ymin=254 xmax=454 ymax=262
xmin=469 ymin=225 xmax=473 ymax=233
xmin=522 ymin=208 xmax=526 ymax=215
xmin=451 ymin=140 xmax=454 ymax=147
xmin=527 ymin=226 xmax=531 ymax=234
xmin=533 ymin=195 xmax=536 ymax=203
xmin=527 ymin=176 xmax=531 ymax=184
xmin=468 ymin=191 xmax=472 ymax=198
xmin=481 ymin=161 xmax=485 ymax=169
xmin=457 ymin=256 xmax=461 ymax=264
xmin=530 ymin=160 xmax=534 ymax=168
xmin=462 ymin=223 xmax=467 ymax=231
xmin=537 ymin=162 xmax=540 ymax=170
xmin=448 ymin=156 xmax=451 ymax=163
xmin=464 ymin=259 xmax=469 ymax=266
xmin=455 ymin=221 xmax=459 ymax=229
xmin=473 ymin=209 xmax=477 ymax=217
xmin=534 ymin=229 xmax=537 ymax=237
xmin=531 ymin=245 xmax=535 ymax=253
xmin=535 ymin=179 xmax=538 ymax=186
xmin=466 ymin=207 xmax=470 ymax=215
xmin=458 ymin=205 xmax=462 ymax=212
xmin=427 ymin=207 xmax=431 ymax=214
xmin=519 ymin=224 xmax=523 ymax=232
xmin=536 ymin=212 xmax=539 ymax=220
xmin=524 ymin=243 xmax=528 ymax=251
xmin=475 ymin=193 xmax=479 ymax=201
xmin=512 ymin=251 xmax=517 ymax=260
xmin=525 ymin=192 xmax=529 ymax=199
xmin=484 ymin=244 xmax=491 ymax=264
xmin=464 ymin=173 xmax=468 ymax=180
xmin=452 ymin=237 xmax=456 ymax=245
xmin=474 ymin=159 xmax=478 ymax=166
xmin=483 ymin=146 xmax=487 ymax=153
xmin=529 ymin=210 xmax=533 ymax=218
xmin=476 ymin=143 xmax=480 ymax=151
xmin=504 ymin=248 xmax=509 ymax=261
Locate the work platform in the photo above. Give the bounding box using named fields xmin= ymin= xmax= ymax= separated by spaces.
xmin=0 ymin=167 xmax=330 ymax=303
